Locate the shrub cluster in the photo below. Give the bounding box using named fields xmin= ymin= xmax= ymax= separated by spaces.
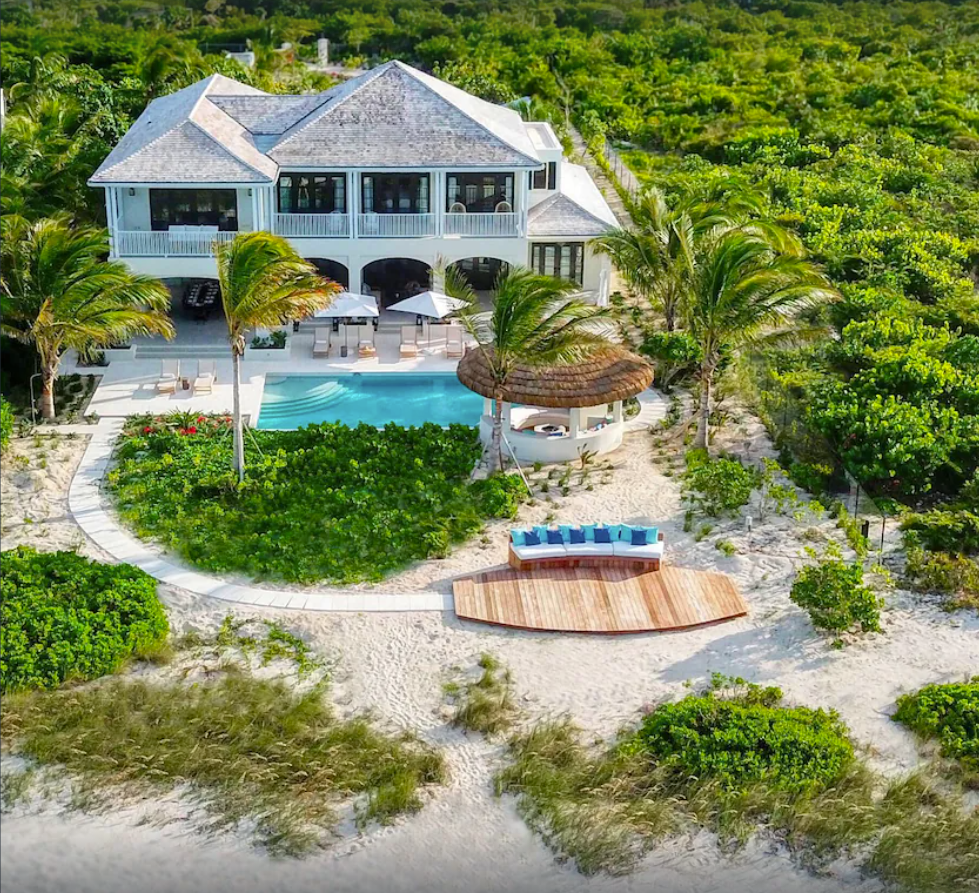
xmin=790 ymin=554 xmax=882 ymax=635
xmin=108 ymin=417 xmax=523 ymax=584
xmin=681 ymin=449 xmax=758 ymax=518
xmin=893 ymin=679 xmax=978 ymax=782
xmin=0 ymin=395 xmax=12 ymax=450
xmin=904 ymin=545 xmax=979 ymax=611
xmin=1 ymin=547 xmax=169 ymax=691
xmin=901 ymin=509 xmax=979 ymax=555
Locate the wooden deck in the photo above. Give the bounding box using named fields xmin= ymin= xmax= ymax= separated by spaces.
xmin=453 ymin=565 xmax=747 ymax=634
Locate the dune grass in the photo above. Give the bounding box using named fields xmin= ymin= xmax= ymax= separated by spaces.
xmin=446 ymin=653 xmax=518 ymax=737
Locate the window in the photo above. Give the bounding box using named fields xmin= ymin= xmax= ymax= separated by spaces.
xmin=446 ymin=173 xmax=514 ymax=212
xmin=277 ymin=174 xmax=346 ymax=214
xmin=531 ymin=162 xmax=557 ymax=191
xmin=149 ymin=189 xmax=238 ymax=231
xmin=361 ymin=174 xmax=430 ymax=214
xmin=531 ymin=243 xmax=585 ymax=284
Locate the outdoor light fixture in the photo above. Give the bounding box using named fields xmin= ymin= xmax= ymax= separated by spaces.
xmin=128 ymin=188 xmax=135 ymax=196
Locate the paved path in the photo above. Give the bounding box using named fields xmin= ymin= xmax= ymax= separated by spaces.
xmin=625 ymin=389 xmax=668 ymax=432
xmin=68 ymin=419 xmax=452 ymax=613
xmin=568 ymin=126 xmax=631 ymax=227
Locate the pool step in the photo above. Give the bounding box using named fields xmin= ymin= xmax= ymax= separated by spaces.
xmin=257 ymin=381 xmax=350 ymax=420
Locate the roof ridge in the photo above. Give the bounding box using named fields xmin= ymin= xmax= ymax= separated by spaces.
xmin=187 ymin=113 xmax=272 ymax=181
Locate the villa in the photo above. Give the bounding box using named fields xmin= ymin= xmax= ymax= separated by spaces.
xmin=89 ymin=60 xmax=618 ymax=305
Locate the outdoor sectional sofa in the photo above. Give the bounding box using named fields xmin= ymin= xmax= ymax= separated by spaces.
xmin=508 ymin=524 xmax=664 ymax=571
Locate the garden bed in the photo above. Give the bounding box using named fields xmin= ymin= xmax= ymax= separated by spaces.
xmin=105 ymin=414 xmax=524 ymax=584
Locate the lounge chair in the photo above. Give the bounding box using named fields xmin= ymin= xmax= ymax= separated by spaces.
xmin=313 ymin=328 xmax=330 ymax=358
xmin=400 ymin=325 xmax=419 ymax=359
xmin=157 ymin=359 xmax=179 ymax=393
xmin=446 ymin=325 xmax=465 ymax=358
xmin=194 ymin=360 xmax=216 ymax=394
xmin=426 ymin=323 xmax=448 ymax=351
xmin=357 ymin=325 xmax=376 ymax=359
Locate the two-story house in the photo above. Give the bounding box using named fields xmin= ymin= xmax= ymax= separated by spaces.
xmin=89 ymin=61 xmax=618 ymax=306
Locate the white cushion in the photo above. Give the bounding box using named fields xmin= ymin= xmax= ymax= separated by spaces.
xmin=566 ymin=542 xmax=615 ymax=557
xmin=512 ymin=544 xmax=567 ymax=560
xmin=612 ymin=541 xmax=664 ymax=560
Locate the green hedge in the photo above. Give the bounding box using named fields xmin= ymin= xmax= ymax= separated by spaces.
xmin=0 ymin=547 xmax=169 ymax=692
xmin=894 ymin=679 xmax=978 ymax=775
xmin=901 ymin=510 xmax=979 ymax=555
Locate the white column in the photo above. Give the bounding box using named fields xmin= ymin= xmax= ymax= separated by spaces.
xmin=105 ymin=189 xmax=117 ymax=257
xmin=501 ymin=401 xmax=512 ymax=431
xmin=569 ymin=407 xmax=582 ymax=440
xmin=251 ymin=188 xmax=259 ymax=233
xmin=483 ymin=397 xmax=493 ymax=418
xmin=517 ymin=170 xmax=529 ymax=236
xmin=433 ymin=170 xmax=442 ymax=236
xmin=349 ymin=171 xmax=359 ymax=239
xmin=612 ymin=401 xmax=624 ymax=424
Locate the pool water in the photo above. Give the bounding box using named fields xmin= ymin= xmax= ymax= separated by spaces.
xmin=257 ymin=373 xmax=485 ymax=429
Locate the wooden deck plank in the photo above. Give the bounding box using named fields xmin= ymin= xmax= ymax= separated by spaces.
xmin=453 ymin=565 xmax=746 ymax=634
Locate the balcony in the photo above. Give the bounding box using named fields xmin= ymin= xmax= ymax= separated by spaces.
xmin=274 ymin=212 xmax=350 ymax=238
xmin=115 ymin=230 xmax=237 ymax=257
xmin=357 ymin=213 xmax=435 ymax=238
xmin=444 ymin=212 xmax=520 ymax=237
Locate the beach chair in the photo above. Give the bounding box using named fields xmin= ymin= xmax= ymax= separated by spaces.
xmin=446 ymin=325 xmax=465 ymax=358
xmin=400 ymin=325 xmax=419 ymax=359
xmin=157 ymin=359 xmax=179 ymax=393
xmin=426 ymin=323 xmax=448 ymax=351
xmin=313 ymin=328 xmax=330 ymax=358
xmin=194 ymin=360 xmax=216 ymax=394
xmin=357 ymin=325 xmax=377 ymax=359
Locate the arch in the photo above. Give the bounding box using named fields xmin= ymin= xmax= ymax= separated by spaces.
xmin=306 ymin=258 xmax=349 ymax=289
xmin=361 ymin=257 xmax=431 ymax=308
xmin=448 ymin=256 xmax=512 ymax=293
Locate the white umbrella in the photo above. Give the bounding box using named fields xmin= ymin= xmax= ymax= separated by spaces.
xmin=313 ymin=292 xmax=379 ymax=319
xmin=388 ymin=291 xmax=468 ymax=320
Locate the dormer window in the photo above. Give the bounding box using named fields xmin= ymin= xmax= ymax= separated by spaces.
xmin=530 ymin=162 xmax=557 ymax=191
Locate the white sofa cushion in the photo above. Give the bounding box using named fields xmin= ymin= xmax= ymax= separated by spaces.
xmin=612 ymin=541 xmax=664 ymax=560
xmin=566 ymin=542 xmax=616 ymax=557
xmin=512 ymin=543 xmax=567 ymax=561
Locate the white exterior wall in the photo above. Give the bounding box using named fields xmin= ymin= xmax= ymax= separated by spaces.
xmin=119 ymin=188 xmax=151 ymax=231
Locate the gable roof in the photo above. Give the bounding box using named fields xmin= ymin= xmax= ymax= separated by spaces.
xmin=89 ymin=74 xmax=277 ymax=185
xmin=268 ymin=61 xmax=541 ymax=168
xmin=207 ymin=94 xmax=331 ymax=135
xmin=528 ymin=162 xmax=620 ymax=238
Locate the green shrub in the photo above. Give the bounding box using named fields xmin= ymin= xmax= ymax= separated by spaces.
xmin=681 ymin=450 xmax=758 ymax=517
xmin=905 ymin=544 xmax=979 ymax=610
xmin=901 ymin=510 xmax=979 ymax=555
xmin=107 ymin=419 xmax=522 ymax=584
xmin=893 ymin=679 xmax=978 ymax=780
xmin=790 ymin=554 xmax=882 ymax=634
xmin=788 ymin=460 xmax=835 ymax=496
xmin=624 ymin=678 xmax=856 ymax=793
xmin=0 ymin=547 xmax=169 ymax=691
xmin=0 ymin=396 xmax=12 ymax=451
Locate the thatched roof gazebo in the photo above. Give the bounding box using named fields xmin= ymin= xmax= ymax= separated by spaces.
xmin=457 ymin=346 xmax=654 ymax=463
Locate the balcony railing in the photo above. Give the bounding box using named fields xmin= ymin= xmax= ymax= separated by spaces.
xmin=444 ymin=212 xmax=520 ymax=237
xmin=357 ymin=213 xmax=435 ymax=238
xmin=274 ymin=212 xmax=350 ymax=238
xmin=115 ymin=230 xmax=237 ymax=257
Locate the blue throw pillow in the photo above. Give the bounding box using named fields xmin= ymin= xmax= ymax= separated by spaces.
xmin=580 ymin=524 xmax=597 ymax=542
xmin=523 ymin=530 xmax=541 ymax=546
xmin=510 ymin=529 xmax=527 ymax=546
xmin=607 ymin=524 xmax=627 ymax=541
xmin=644 ymin=527 xmax=659 ymax=543
xmin=533 ymin=525 xmax=549 ymax=543
xmin=569 ymin=528 xmax=586 ymax=545
xmin=594 ymin=527 xmax=612 ymax=544
xmin=558 ymin=524 xmax=574 ymax=541
xmin=547 ymin=529 xmax=564 ymax=545
xmin=631 ymin=528 xmax=648 ymax=546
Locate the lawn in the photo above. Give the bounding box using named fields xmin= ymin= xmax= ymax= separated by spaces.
xmin=106 ymin=414 xmax=523 ymax=584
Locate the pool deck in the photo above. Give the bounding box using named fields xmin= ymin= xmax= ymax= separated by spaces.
xmin=63 ymin=330 xmax=461 ymax=421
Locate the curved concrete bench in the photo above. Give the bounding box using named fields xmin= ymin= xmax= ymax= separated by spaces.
xmin=508 ymin=531 xmax=664 ymax=572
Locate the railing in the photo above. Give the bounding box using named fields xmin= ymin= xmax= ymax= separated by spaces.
xmin=273 ymin=212 xmax=350 ymax=238
xmin=115 ymin=230 xmax=237 ymax=257
xmin=357 ymin=213 xmax=435 ymax=238
xmin=443 ymin=212 xmax=520 ymax=237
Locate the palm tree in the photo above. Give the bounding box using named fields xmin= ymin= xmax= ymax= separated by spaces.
xmin=458 ymin=268 xmax=612 ymax=474
xmin=685 ymin=227 xmax=837 ymax=450
xmin=215 ymin=233 xmax=338 ymax=481
xmin=0 ymin=218 xmax=174 ymax=420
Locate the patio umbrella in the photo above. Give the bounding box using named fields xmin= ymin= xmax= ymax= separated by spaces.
xmin=313 ymin=293 xmax=379 ymax=355
xmin=388 ymin=291 xmax=468 ymax=321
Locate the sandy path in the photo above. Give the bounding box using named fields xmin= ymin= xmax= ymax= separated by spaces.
xmin=2 ymin=428 xmax=976 ymax=893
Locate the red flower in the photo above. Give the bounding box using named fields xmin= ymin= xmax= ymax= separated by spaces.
xmin=187 ymin=426 xmax=198 ymax=434
xmin=143 ymin=426 xmax=152 ymax=434
xmin=197 ymin=416 xmax=206 ymax=423
xmin=178 ymin=428 xmax=187 ymax=435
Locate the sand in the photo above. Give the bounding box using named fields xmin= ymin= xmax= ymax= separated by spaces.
xmin=2 ymin=419 xmax=976 ymax=893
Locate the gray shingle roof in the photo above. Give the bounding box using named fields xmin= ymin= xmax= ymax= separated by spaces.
xmin=208 ymin=94 xmax=331 ymax=135
xmin=527 ymin=162 xmax=619 ymax=238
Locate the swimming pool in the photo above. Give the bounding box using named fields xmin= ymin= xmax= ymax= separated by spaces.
xmin=257 ymin=373 xmax=485 ymax=429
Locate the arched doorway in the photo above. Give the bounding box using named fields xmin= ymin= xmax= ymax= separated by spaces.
xmin=361 ymin=258 xmax=430 ymax=308
xmin=448 ymin=257 xmax=510 ymax=293
xmin=307 ymin=259 xmax=349 ymax=289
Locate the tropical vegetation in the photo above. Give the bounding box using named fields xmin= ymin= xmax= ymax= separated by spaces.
xmin=457 ymin=267 xmax=611 ymax=473
xmin=0 ymin=546 xmax=169 ymax=692
xmin=106 ymin=413 xmax=524 ymax=584
xmin=214 ymin=232 xmax=337 ymax=480
xmin=0 ymin=218 xmax=173 ymax=418
xmin=790 ymin=550 xmax=883 ymax=636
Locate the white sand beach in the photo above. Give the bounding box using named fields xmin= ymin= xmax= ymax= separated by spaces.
xmin=2 ymin=422 xmax=976 ymax=893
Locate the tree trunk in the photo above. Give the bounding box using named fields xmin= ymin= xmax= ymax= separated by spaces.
xmin=693 ymin=366 xmax=712 ymax=451
xmin=40 ymin=360 xmax=58 ymax=421
xmin=232 ymin=350 xmax=246 ymax=483
xmin=488 ymin=395 xmax=504 ymax=475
